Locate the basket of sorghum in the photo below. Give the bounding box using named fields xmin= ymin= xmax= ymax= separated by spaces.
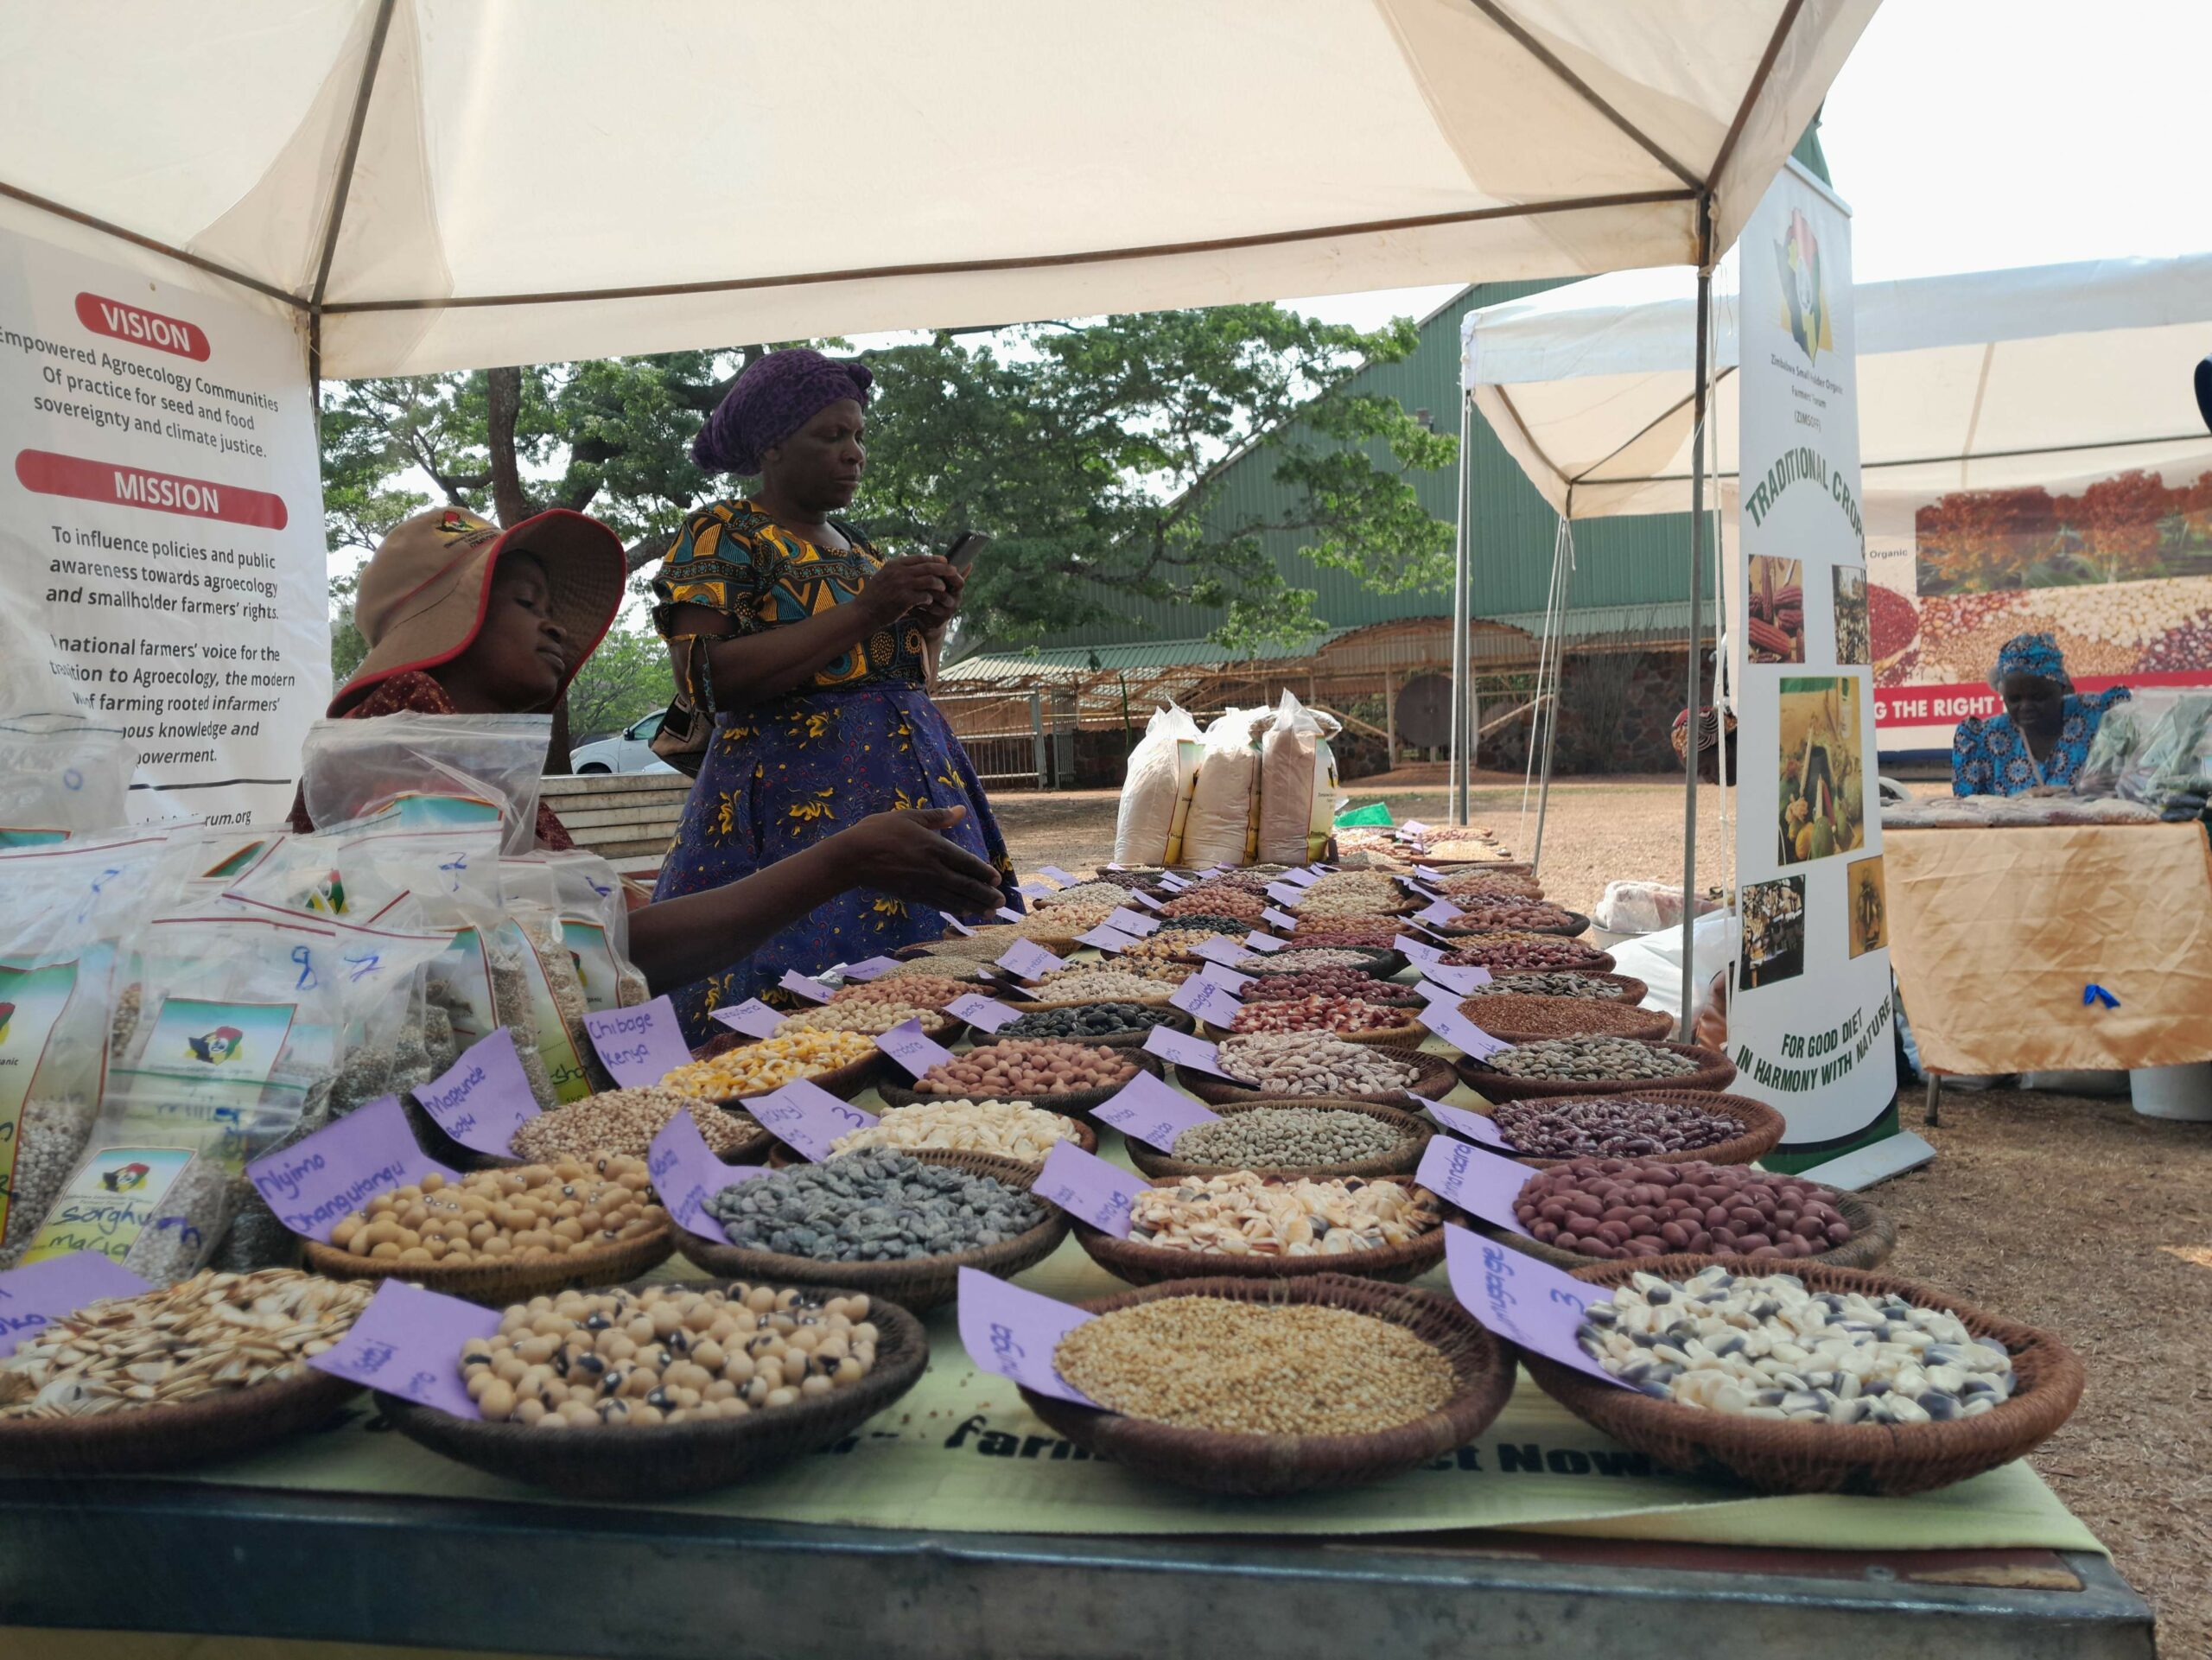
xmin=1453 ymin=1037 xmax=1736 ymax=1100
xmin=1447 ymin=992 xmax=1675 ymax=1044
xmin=1016 ymin=1274 xmax=1515 ymax=1495
xmin=1524 ymin=1259 xmax=2085 ymax=1497
xmin=1075 ymin=1172 xmax=1446 ymax=1288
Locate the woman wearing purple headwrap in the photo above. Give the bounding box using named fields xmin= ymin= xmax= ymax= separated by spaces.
xmin=648 ymin=348 xmax=1019 ymax=1036
xmin=1951 ymin=632 xmax=2130 ymax=796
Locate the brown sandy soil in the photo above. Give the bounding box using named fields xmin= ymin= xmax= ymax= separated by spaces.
xmin=995 ymin=779 xmax=2210 ymax=1648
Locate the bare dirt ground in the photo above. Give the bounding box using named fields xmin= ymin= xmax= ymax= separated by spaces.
xmin=993 ymin=777 xmax=2212 ymax=1650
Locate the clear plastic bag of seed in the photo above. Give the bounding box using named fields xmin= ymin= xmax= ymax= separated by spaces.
xmin=531 ymin=849 xmax=650 ymax=1011
xmin=22 ymin=1144 xmax=232 ymax=1285
xmin=0 ymin=830 xmax=172 ymax=1269
xmin=499 ymin=857 xmax=599 ymax=1102
xmin=299 ymin=711 xmax=552 ymax=856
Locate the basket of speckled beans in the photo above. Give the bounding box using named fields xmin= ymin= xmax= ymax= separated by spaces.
xmin=1454 ymin=1037 xmax=1736 ymax=1100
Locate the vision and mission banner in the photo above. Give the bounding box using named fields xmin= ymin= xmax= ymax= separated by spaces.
xmin=1729 ymin=163 xmax=1898 ymax=1160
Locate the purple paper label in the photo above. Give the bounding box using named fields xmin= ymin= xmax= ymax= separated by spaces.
xmin=583 ymin=995 xmax=694 ymax=1089
xmin=1441 ymin=1223 xmax=1624 ymax=1386
xmin=1191 ymin=937 xmax=1251 ymax=968
xmin=247 ymin=1095 xmax=462 ymax=1243
xmin=0 ymin=1252 xmax=152 ymax=1359
xmin=1015 ymin=881 xmax=1055 ymax=899
xmin=748 ymin=1078 xmax=880 ymax=1161
xmin=939 ymin=911 xmax=978 ymax=937
xmin=841 ymin=956 xmax=899 ymax=983
xmin=413 ymin=1027 xmax=543 ymax=1156
xmin=1398 ymin=879 xmax=1444 ymax=903
xmin=1416 ymin=1135 xmax=1533 ymax=1234
xmin=1130 ymin=891 xmax=1165 ymax=911
xmin=308 ymin=1280 xmax=502 ymax=1418
xmin=875 ymin=1018 xmax=958 ymax=1078
xmin=1091 ymin=1070 xmax=1221 ymax=1151
xmin=1394 ymin=934 xmax=1446 ymax=965
xmin=711 ymin=998 xmax=786 ymax=1040
xmin=1242 ymin=932 xmax=1285 ymax=953
xmin=1156 ymin=874 xmax=1191 ymax=892
xmin=1416 ymin=866 xmax=1446 ymax=883
xmin=778 ymin=970 xmax=833 ymax=1003
xmin=994 ymin=906 xmax=1023 ymax=923
xmin=1034 ymin=1141 xmax=1148 ymax=1237
xmin=1261 ymin=906 xmax=1300 ymax=932
xmin=1281 ymin=868 xmax=1319 ymax=887
xmin=647 ymin=1110 xmax=772 ymax=1241
xmin=995 ymin=939 xmax=1066 ymax=981
xmin=1262 ymin=882 xmax=1306 ymax=908
xmin=1039 ymin=865 xmax=1080 ymax=887
xmin=1197 ymin=962 xmax=1255 ymax=994
xmin=1105 ymin=907 xmax=1160 ymax=936
xmin=1075 ymin=925 xmax=1141 ymax=953
xmin=946 ymin=993 xmax=1020 ymax=1032
xmin=1140 ymin=1027 xmax=1231 ymax=1078
xmin=1421 ymin=1003 xmax=1514 ymax=1060
xmin=1417 ymin=898 xmax=1465 ymax=925
xmin=1168 ymin=976 xmax=1242 ymax=1027
xmin=1408 ymin=1091 xmax=1516 ymax=1151
xmin=1399 ymin=819 xmax=1432 ymax=839
xmin=956 ymin=1268 xmax=1099 ymax=1407
xmin=1421 ymin=962 xmax=1495 ymax=995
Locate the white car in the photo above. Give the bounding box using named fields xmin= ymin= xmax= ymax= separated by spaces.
xmin=569 ymin=711 xmax=681 ymax=774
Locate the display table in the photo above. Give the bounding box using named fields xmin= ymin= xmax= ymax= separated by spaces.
xmin=1886 ymin=823 xmax=2212 ymax=1076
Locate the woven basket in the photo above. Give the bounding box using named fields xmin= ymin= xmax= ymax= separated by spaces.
xmin=1180 ymin=1043 xmax=1459 ymax=1109
xmin=375 ymin=1275 xmax=930 ymax=1498
xmin=765 ymin=1117 xmax=1097 ymax=1169
xmin=1482 ymin=970 xmax=1649 ymax=1004
xmin=1438 ymin=908 xmax=1591 ymax=939
xmin=1451 ymin=992 xmax=1675 ymax=1044
xmin=1442 ymin=940 xmax=1617 ymax=975
xmin=876 ymin=1046 xmax=1162 ymax=1115
xmin=1456 ymin=1040 xmax=1736 ymax=1101
xmin=1460 ymin=1088 xmax=1787 ymax=1169
xmin=1242 ymin=945 xmax=1408 ymax=982
xmin=1018 ymin=1273 xmax=1515 ymax=1495
xmin=1123 ymin=1097 xmax=1434 ymax=1181
xmin=1523 ymin=1256 xmax=2086 ymax=1497
xmin=970 ymin=1007 xmax=1196 ymax=1049
xmin=1075 ymin=1181 xmax=1446 ymax=1287
xmin=670 ymin=1151 xmax=1069 ymax=1313
xmin=1478 ymin=1188 xmax=1896 ymax=1274
xmin=1004 ymin=988 xmax=1187 ymax=1012
xmin=303 ymin=1224 xmax=676 ymax=1307
xmin=1204 ymin=1013 xmax=1430 ymax=1050
xmin=682 ymin=1043 xmax=898 ymax=1109
xmin=0 ymin=1365 xmax=359 ymax=1477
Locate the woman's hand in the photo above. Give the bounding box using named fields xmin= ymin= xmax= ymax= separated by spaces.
xmin=911 ymin=563 xmax=965 ymax=633
xmin=857 ymin=555 xmax=955 ymax=627
xmin=842 ymin=805 xmax=1005 ymax=913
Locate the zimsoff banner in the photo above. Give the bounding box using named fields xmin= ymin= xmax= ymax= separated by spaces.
xmin=0 ymin=223 xmax=328 ymax=827
xmin=1730 ymin=169 xmax=1899 ymax=1152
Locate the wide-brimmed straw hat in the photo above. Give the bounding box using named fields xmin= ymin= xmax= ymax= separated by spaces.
xmin=332 ymin=506 xmax=626 ymax=715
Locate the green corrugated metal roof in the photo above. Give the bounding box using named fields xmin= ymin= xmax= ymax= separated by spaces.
xmin=1488 ymin=601 xmax=1719 ymax=641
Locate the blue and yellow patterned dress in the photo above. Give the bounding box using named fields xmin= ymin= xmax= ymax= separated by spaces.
xmin=649 ymin=500 xmax=1019 ymax=1039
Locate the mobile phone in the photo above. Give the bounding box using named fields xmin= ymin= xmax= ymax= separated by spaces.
xmin=944 ymin=532 xmax=989 ymax=575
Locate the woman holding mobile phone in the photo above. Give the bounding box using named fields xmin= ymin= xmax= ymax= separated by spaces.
xmin=647 ymin=348 xmax=1019 ymax=1038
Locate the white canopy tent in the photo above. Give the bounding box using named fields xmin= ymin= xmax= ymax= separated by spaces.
xmin=0 ymin=0 xmax=1872 ymax=378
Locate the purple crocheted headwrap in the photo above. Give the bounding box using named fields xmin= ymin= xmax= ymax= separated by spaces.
xmin=691 ymin=348 xmax=874 ymax=475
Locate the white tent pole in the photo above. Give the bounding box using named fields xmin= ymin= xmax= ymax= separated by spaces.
xmin=1531 ymin=515 xmax=1571 ymax=872
xmin=1450 ymin=389 xmax=1473 ymax=826
xmin=1678 ymin=202 xmax=1714 ymax=1040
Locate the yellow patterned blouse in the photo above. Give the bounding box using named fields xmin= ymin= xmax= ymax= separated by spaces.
xmin=648 ymin=499 xmax=926 ymax=690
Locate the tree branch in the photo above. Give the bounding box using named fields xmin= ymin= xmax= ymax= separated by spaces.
xmin=486 ymin=366 xmax=537 ymax=527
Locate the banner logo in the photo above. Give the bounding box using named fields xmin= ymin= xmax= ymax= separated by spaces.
xmin=1776 ymin=207 xmax=1833 ymax=365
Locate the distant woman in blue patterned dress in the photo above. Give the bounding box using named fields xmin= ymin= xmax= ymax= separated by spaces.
xmin=1951 ymin=632 xmax=2129 ymax=796
xmin=651 ymin=349 xmax=1019 ymax=1037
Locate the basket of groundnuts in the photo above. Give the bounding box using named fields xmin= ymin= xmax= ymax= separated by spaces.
xmin=375 ymin=1278 xmax=931 ymax=1498
xmin=1074 ymin=1167 xmax=1447 ymax=1288
xmin=1525 ymin=1259 xmax=2085 ymax=1497
xmin=1453 ymin=1037 xmax=1736 ymax=1100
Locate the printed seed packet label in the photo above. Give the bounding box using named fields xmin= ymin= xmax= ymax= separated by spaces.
xmin=1280 ymin=868 xmax=1320 ymax=887
xmin=1420 ymin=961 xmax=1495 ymax=995
xmin=1091 ymin=1071 xmax=1220 ymax=1152
xmin=1407 ymin=1091 xmax=1516 ymax=1151
xmin=22 ymin=1146 xmax=199 ymax=1267
xmin=711 ymin=998 xmax=786 ymax=1040
xmin=995 ymin=939 xmax=1066 ymax=981
xmin=1242 ymin=932 xmax=1286 ymax=952
xmin=1416 ymin=899 xmax=1465 ymax=925
xmin=246 ymin=1096 xmax=463 ymax=1243
xmin=1261 ymin=906 xmax=1300 ymax=932
xmin=1129 ymin=891 xmax=1165 ymax=911
xmin=1156 ymin=874 xmax=1191 ymax=891
xmin=747 ymin=1079 xmax=879 ymax=1162
xmin=1105 ymin=907 xmax=1160 ymax=936
xmin=1168 ymin=977 xmax=1242 ymax=1026
xmin=938 ymin=911 xmax=978 ymax=937
xmin=1394 ymin=934 xmax=1446 ymax=965
xmin=1197 ymin=962 xmax=1255 ymax=994
xmin=876 ymin=1019 xmax=957 ymax=1078
xmin=1420 ymin=1002 xmax=1513 ymax=1060
xmin=647 ymin=1110 xmax=772 ymax=1243
xmin=1191 ymin=937 xmax=1251 ymax=969
xmin=1441 ymin=1222 xmax=1623 ymax=1386
xmin=778 ymin=970 xmax=833 ymax=1003
xmin=582 ymin=995 xmax=692 ymax=1089
xmin=413 ymin=1028 xmax=543 ymax=1157
xmin=1262 ymin=882 xmax=1306 ymax=908
xmin=0 ymin=1252 xmax=152 ymax=1360
xmin=308 ymin=1280 xmax=502 ymax=1418
xmin=1014 ymin=881 xmax=1055 ymax=900
xmin=956 ymin=1268 xmax=1099 ymax=1407
xmin=841 ymin=957 xmax=899 ymax=983
xmin=1416 ymin=1135 xmax=1533 ymax=1235
xmin=1140 ymin=1027 xmax=1232 ymax=1079
xmin=1034 ymin=1142 xmax=1149 ymax=1237
xmin=945 ymin=993 xmax=1020 ymax=1033
xmin=993 ymin=906 xmax=1023 ymax=923
xmin=1075 ymin=925 xmax=1141 ymax=954
xmin=1039 ymin=865 xmax=1081 ymax=887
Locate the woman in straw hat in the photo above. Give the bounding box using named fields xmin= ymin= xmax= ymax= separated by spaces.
xmin=296 ymin=504 xmax=1007 ymax=997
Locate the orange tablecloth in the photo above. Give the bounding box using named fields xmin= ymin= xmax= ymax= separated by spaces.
xmin=1886 ymin=823 xmax=2212 ymax=1074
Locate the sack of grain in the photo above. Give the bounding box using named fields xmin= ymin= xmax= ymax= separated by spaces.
xmin=1113 ymin=704 xmax=1204 ymax=867
xmin=1181 ymin=706 xmax=1274 ymax=867
xmin=1256 ymin=690 xmax=1340 ymax=864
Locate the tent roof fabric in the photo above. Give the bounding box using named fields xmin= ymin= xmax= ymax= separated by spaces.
xmin=1460 ymin=244 xmax=2212 ymax=517
xmin=0 ymin=0 xmax=1874 ymax=377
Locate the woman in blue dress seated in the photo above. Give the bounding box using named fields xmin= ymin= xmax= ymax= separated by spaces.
xmin=1951 ymin=632 xmax=2129 ymax=797
xmin=652 ymin=348 xmax=1020 ymax=1040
